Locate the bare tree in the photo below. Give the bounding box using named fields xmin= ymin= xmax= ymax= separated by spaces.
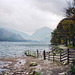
xmin=65 ymin=0 xmax=75 ymax=18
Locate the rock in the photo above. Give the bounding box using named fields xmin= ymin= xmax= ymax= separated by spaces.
xmin=29 ymin=72 xmax=33 ymax=75
xmin=26 ymin=72 xmax=29 ymax=75
xmin=4 ymin=72 xmax=8 ymax=75
xmin=30 ymin=62 xmax=37 ymax=66
xmin=58 ymin=72 xmax=66 ymax=75
xmin=19 ymin=62 xmax=21 ymax=64
xmin=49 ymin=71 xmax=53 ymax=75
xmin=63 ymin=61 xmax=68 ymax=65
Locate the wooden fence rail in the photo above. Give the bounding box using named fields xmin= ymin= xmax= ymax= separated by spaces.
xmin=24 ymin=48 xmax=75 ymax=64
xmin=24 ymin=50 xmax=42 ymax=58
xmin=44 ymin=48 xmax=75 ymax=64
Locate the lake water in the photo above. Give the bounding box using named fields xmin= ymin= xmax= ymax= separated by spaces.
xmin=0 ymin=42 xmax=52 ymax=58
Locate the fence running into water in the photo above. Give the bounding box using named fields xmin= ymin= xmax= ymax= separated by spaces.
xmin=24 ymin=48 xmax=75 ymax=64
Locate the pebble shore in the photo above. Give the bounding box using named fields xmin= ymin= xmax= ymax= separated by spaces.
xmin=0 ymin=56 xmax=71 ymax=75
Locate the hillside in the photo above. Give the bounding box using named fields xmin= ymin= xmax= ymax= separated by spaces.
xmin=0 ymin=28 xmax=26 ymax=42
xmin=31 ymin=27 xmax=53 ymax=42
xmin=0 ymin=27 xmax=53 ymax=43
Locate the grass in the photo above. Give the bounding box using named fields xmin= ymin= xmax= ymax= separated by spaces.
xmin=66 ymin=45 xmax=75 ymax=49
xmin=71 ymin=59 xmax=75 ymax=74
xmin=36 ymin=72 xmax=41 ymax=75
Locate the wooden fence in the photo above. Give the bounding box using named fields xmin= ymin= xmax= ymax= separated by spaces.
xmin=24 ymin=50 xmax=38 ymax=58
xmin=44 ymin=48 xmax=75 ymax=64
xmin=24 ymin=48 xmax=75 ymax=64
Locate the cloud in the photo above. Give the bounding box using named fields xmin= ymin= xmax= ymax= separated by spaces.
xmin=32 ymin=0 xmax=68 ymax=16
xmin=0 ymin=0 xmax=70 ymax=34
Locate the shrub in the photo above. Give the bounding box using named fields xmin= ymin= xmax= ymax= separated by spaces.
xmin=71 ymin=59 xmax=75 ymax=74
xmin=52 ymin=46 xmax=63 ymax=54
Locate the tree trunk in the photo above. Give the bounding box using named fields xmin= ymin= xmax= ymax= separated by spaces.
xmin=69 ymin=38 xmax=71 ymax=45
xmin=73 ymin=36 xmax=75 ymax=47
xmin=65 ymin=37 xmax=68 ymax=46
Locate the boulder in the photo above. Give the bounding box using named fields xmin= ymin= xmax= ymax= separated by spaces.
xmin=30 ymin=62 xmax=37 ymax=66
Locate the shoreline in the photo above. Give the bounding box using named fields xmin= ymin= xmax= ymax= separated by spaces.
xmin=0 ymin=56 xmax=71 ymax=75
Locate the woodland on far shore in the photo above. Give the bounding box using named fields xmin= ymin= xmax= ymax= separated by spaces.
xmin=51 ymin=0 xmax=75 ymax=47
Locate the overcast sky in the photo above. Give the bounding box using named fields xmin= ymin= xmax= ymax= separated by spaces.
xmin=0 ymin=0 xmax=71 ymax=34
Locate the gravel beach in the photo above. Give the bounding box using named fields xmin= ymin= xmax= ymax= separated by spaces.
xmin=0 ymin=56 xmax=71 ymax=75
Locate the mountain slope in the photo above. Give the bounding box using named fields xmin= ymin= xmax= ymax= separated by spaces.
xmin=0 ymin=27 xmax=53 ymax=42
xmin=1 ymin=27 xmax=31 ymax=40
xmin=0 ymin=28 xmax=25 ymax=41
xmin=31 ymin=27 xmax=53 ymax=42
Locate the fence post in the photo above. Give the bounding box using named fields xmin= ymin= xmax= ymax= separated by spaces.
xmin=67 ymin=48 xmax=69 ymax=64
xmin=37 ymin=49 xmax=39 ymax=58
xmin=60 ymin=50 xmax=62 ymax=62
xmin=49 ymin=52 xmax=51 ymax=60
xmin=28 ymin=50 xmax=29 ymax=56
xmin=43 ymin=50 xmax=46 ymax=60
xmin=48 ymin=52 xmax=50 ymax=60
xmin=53 ymin=53 xmax=54 ymax=62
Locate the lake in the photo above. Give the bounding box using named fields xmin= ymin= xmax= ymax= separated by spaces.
xmin=0 ymin=42 xmax=52 ymax=58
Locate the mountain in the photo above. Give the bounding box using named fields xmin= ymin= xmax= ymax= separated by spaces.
xmin=31 ymin=27 xmax=53 ymax=43
xmin=0 ymin=28 xmax=26 ymax=42
xmin=0 ymin=27 xmax=53 ymax=43
xmin=1 ymin=27 xmax=31 ymax=40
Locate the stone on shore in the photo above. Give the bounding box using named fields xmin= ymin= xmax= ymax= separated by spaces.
xmin=58 ymin=72 xmax=66 ymax=75
xmin=30 ymin=62 xmax=37 ymax=66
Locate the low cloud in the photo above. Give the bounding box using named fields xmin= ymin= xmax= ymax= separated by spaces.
xmin=0 ymin=0 xmax=70 ymax=34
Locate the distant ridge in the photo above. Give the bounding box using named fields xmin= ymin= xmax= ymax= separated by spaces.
xmin=1 ymin=27 xmax=31 ymax=40
xmin=0 ymin=28 xmax=27 ymax=42
xmin=0 ymin=26 xmax=53 ymax=43
xmin=31 ymin=27 xmax=53 ymax=42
